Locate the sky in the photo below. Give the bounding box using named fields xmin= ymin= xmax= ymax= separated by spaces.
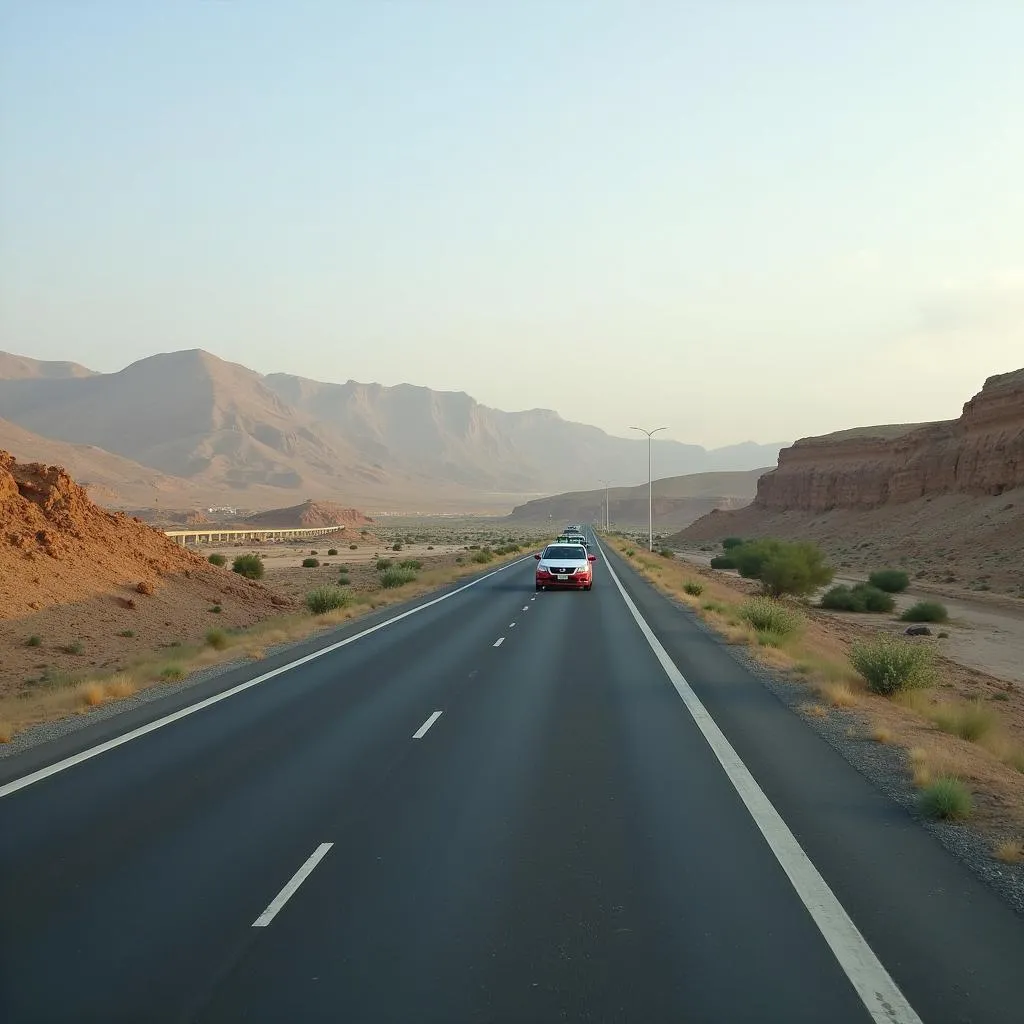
xmin=1 ymin=0 xmax=1022 ymax=448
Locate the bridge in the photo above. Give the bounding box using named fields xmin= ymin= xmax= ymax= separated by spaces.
xmin=164 ymin=525 xmax=348 ymax=547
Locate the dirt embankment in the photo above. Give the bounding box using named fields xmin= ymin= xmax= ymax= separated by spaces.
xmin=676 ymin=368 xmax=1024 ymax=594
xmin=0 ymin=451 xmax=292 ymax=695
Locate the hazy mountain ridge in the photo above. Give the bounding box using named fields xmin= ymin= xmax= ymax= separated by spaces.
xmin=0 ymin=348 xmax=786 ymax=503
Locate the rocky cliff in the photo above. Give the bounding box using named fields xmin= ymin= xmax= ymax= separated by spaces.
xmin=754 ymin=368 xmax=1024 ymax=513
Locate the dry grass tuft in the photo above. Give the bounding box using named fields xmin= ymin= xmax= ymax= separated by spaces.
xmin=872 ymin=725 xmax=894 ymax=744
xmin=993 ymin=839 xmax=1024 ymax=864
xmin=81 ymin=682 xmax=106 ymax=706
xmin=0 ymin=719 xmax=13 ymax=743
xmin=909 ymin=747 xmax=932 ymax=788
xmin=802 ymin=703 xmax=828 ymax=718
xmin=818 ymin=681 xmax=859 ymax=708
xmin=106 ymin=674 xmax=137 ymax=700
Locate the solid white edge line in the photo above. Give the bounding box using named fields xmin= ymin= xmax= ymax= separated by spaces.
xmin=493 ymin=637 xmax=505 ymax=647
xmin=595 ymin=536 xmax=923 ymax=1024
xmin=412 ymin=710 xmax=443 ymax=739
xmin=252 ymin=842 xmax=333 ymax=927
xmin=0 ymin=555 xmax=534 ymax=800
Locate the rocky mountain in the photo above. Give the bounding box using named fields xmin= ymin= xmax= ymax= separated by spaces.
xmin=243 ymin=500 xmax=373 ymax=529
xmin=674 ymin=368 xmax=1024 ymax=594
xmin=0 ymin=351 xmax=97 ymax=380
xmin=0 ymin=348 xmax=785 ymax=506
xmin=507 ymin=469 xmax=766 ymax=529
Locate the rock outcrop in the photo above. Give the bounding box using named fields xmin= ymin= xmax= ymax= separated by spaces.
xmin=755 ymin=368 xmax=1024 ymax=513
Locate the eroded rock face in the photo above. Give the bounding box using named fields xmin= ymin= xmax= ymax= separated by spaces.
xmin=755 ymin=369 xmax=1024 ymax=513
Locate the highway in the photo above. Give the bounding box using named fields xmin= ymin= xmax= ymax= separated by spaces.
xmin=1 ymin=530 xmax=1022 ymax=1023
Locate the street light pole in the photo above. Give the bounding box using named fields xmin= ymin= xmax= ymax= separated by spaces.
xmin=598 ymin=478 xmax=610 ymax=531
xmin=629 ymin=425 xmax=667 ymax=551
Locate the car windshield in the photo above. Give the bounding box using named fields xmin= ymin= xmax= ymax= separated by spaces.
xmin=544 ymin=545 xmax=586 ymax=559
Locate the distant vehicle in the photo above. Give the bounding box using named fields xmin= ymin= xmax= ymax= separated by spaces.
xmin=556 ymin=532 xmax=588 ymax=547
xmin=534 ymin=542 xmax=596 ymax=591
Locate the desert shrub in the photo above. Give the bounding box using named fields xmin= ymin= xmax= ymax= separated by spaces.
xmin=380 ymin=566 xmax=417 ymax=588
xmin=427 ymin=545 xmax=434 ymax=550
xmin=901 ymin=601 xmax=948 ymax=623
xmin=702 ymin=600 xmax=726 ymax=612
xmin=328 ymin=548 xmax=338 ymax=556
xmin=849 ymin=635 xmax=936 ymax=695
xmin=349 ymin=544 xmax=358 ymax=550
xmin=306 ymin=586 xmax=352 ymax=614
xmin=821 ymin=583 xmax=895 ymax=613
xmin=209 ymin=604 xmax=222 ymax=613
xmin=919 ymin=777 xmax=972 ymax=820
xmin=232 ymin=554 xmax=264 ymax=580
xmin=337 ymin=573 xmax=351 ymax=586
xmin=208 ymin=553 xmax=227 ymax=567
xmin=376 ymin=557 xmax=393 ymax=572
xmin=868 ymin=569 xmax=910 ymax=593
xmin=206 ymin=628 xmax=229 ymax=650
xmin=710 ymin=554 xmax=736 ymax=570
xmin=160 ymin=665 xmax=184 ymax=681
xmin=399 ymin=559 xmax=423 ymax=570
xmin=392 ymin=542 xmax=403 ymax=551
xmin=739 ymin=597 xmax=802 ymax=637
xmin=625 ymin=548 xmax=635 ymax=557
xmin=472 ymin=549 xmax=494 ymax=564
xmin=61 ymin=641 xmax=84 ymax=655
xmin=722 ymin=537 xmax=745 ymax=550
xmin=455 ymin=557 xmax=463 ymax=564
xmin=683 ymin=581 xmax=704 ymax=596
xmin=25 ymin=635 xmax=42 ymax=647
xmin=659 ymin=547 xmax=674 ymax=558
xmin=119 ymin=629 xmax=135 ymax=637
xmin=302 ymin=557 xmax=320 ymax=568
xmin=730 ymin=539 xmax=833 ymax=597
xmin=931 ymin=700 xmax=996 ymax=743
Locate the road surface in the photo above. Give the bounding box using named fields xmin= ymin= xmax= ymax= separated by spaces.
xmin=1 ymin=532 xmax=1022 ymax=1022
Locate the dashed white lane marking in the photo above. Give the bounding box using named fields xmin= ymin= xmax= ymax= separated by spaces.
xmin=493 ymin=637 xmax=505 ymax=647
xmin=596 ymin=539 xmax=923 ymax=1024
xmin=522 ymin=605 xmax=529 ymax=611
xmin=0 ymin=555 xmax=534 ymax=799
xmin=509 ymin=622 xmax=516 ymax=628
xmin=252 ymin=843 xmax=333 ymax=927
xmin=413 ymin=710 xmax=443 ymax=739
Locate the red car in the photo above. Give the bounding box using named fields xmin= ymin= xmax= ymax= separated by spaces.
xmin=535 ymin=543 xmax=597 ymax=591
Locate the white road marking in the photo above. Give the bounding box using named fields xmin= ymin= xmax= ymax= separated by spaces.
xmin=493 ymin=637 xmax=505 ymax=647
xmin=509 ymin=622 xmax=516 ymax=628
xmin=0 ymin=555 xmax=533 ymax=800
xmin=413 ymin=710 xmax=443 ymax=739
xmin=252 ymin=843 xmax=333 ymax=927
xmin=596 ymin=538 xmax=923 ymax=1024
xmin=522 ymin=606 xmax=529 ymax=611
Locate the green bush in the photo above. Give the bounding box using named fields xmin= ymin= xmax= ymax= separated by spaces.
xmin=849 ymin=635 xmax=936 ymax=695
xmin=625 ymin=548 xmax=635 ymax=557
xmin=302 ymin=557 xmax=320 ymax=568
xmin=206 ymin=628 xmax=228 ymax=650
xmin=730 ymin=539 xmax=834 ymax=597
xmin=868 ymin=569 xmax=910 ymax=593
xmin=709 ymin=554 xmax=736 ymax=570
xmin=932 ymin=701 xmax=996 ymax=743
xmin=722 ymin=537 xmax=745 ymax=550
xmin=376 ymin=558 xmax=393 ymax=572
xmin=821 ymin=583 xmax=895 ymax=613
xmin=25 ymin=635 xmax=42 ymax=647
xmin=61 ymin=641 xmax=84 ymax=655
xmin=739 ymin=597 xmax=803 ymax=637
xmin=472 ymin=549 xmax=494 ymax=564
xmin=232 ymin=554 xmax=264 ymax=580
xmin=398 ymin=559 xmax=423 ymax=570
xmin=349 ymin=544 xmax=358 ymax=550
xmin=683 ymin=581 xmax=704 ymax=596
xmin=919 ymin=777 xmax=972 ymax=820
xmin=659 ymin=547 xmax=674 ymax=558
xmin=392 ymin=542 xmax=403 ymax=552
xmin=337 ymin=573 xmax=351 ymax=586
xmin=380 ymin=566 xmax=417 ymax=588
xmin=208 ymin=553 xmax=227 ymax=566
xmin=901 ymin=601 xmax=949 ymax=623
xmin=306 ymin=586 xmax=352 ymax=614
xmin=328 ymin=548 xmax=338 ymax=556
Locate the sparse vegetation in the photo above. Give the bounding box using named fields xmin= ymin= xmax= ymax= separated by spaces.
xmin=337 ymin=573 xmax=350 ymax=586
xmin=659 ymin=547 xmax=674 ymax=558
xmin=901 ymin=600 xmax=949 ymax=623
xmin=25 ymin=635 xmax=41 ymax=647
xmin=931 ymin=700 xmax=997 ymax=743
xmin=683 ymin=581 xmax=704 ymax=596
xmin=376 ymin=557 xmax=393 ymax=572
xmin=392 ymin=542 xmax=403 ymax=551
xmin=205 ymin=629 xmax=229 ymax=650
xmin=919 ymin=777 xmax=972 ymax=820
xmin=820 ymin=583 xmax=895 ymax=613
xmin=232 ymin=554 xmax=265 ymax=580
xmin=328 ymin=548 xmax=338 ymax=556
xmin=380 ymin=566 xmax=418 ymax=588
xmin=209 ymin=604 xmax=222 ymax=614
xmin=472 ymin=548 xmax=495 ymax=564
xmin=306 ymin=586 xmax=352 ymax=614
xmin=61 ymin=641 xmax=84 ymax=655
xmin=160 ymin=665 xmax=185 ymax=681
xmin=208 ymin=553 xmax=227 ymax=566
xmin=119 ymin=629 xmax=135 ymax=637
xmin=302 ymin=557 xmax=320 ymax=568
xmin=738 ymin=597 xmax=802 ymax=637
xmin=994 ymin=839 xmax=1024 ymax=864
xmin=349 ymin=543 xmax=357 ymax=550
xmin=398 ymin=559 xmax=423 ymax=570
xmin=868 ymin=569 xmax=910 ymax=593
xmin=849 ymin=635 xmax=936 ymax=695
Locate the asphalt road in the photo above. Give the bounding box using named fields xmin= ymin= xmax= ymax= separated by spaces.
xmin=1 ymin=532 xmax=1022 ymax=1023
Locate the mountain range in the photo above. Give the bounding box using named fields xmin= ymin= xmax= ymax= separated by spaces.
xmin=0 ymin=349 xmax=786 ymax=510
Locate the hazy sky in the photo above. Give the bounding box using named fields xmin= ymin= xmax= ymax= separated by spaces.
xmin=2 ymin=1 xmax=1022 ymax=447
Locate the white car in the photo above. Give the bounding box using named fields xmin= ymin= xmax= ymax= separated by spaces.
xmin=534 ymin=542 xmax=596 ymax=591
